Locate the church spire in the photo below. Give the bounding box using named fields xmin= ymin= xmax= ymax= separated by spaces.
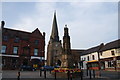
xmin=50 ymin=11 xmax=59 ymax=42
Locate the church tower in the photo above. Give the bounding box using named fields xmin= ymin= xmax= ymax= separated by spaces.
xmin=47 ymin=12 xmax=62 ymax=66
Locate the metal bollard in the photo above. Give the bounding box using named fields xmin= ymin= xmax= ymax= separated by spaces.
xmin=80 ymin=71 xmax=83 ymax=80
xmin=50 ymin=70 xmax=51 ymax=74
xmin=54 ymin=71 xmax=57 ymax=79
xmin=89 ymin=70 xmax=92 ymax=79
xmin=40 ymin=69 xmax=42 ymax=77
xmin=44 ymin=70 xmax=46 ymax=79
xmin=86 ymin=69 xmax=89 ymax=76
xmin=70 ymin=73 xmax=72 ymax=80
xmin=93 ymin=70 xmax=95 ymax=78
xmin=67 ymin=70 xmax=70 ymax=80
xmin=17 ymin=71 xmax=20 ymax=80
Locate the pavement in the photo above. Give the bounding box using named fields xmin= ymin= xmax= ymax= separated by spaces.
xmin=1 ymin=70 xmax=120 ymax=80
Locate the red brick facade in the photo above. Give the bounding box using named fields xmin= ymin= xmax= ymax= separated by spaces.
xmin=1 ymin=22 xmax=45 ymax=70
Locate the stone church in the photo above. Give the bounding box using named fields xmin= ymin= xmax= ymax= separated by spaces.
xmin=47 ymin=12 xmax=74 ymax=68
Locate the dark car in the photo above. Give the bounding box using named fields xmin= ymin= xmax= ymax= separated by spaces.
xmin=20 ymin=65 xmax=36 ymax=71
xmin=41 ymin=65 xmax=54 ymax=71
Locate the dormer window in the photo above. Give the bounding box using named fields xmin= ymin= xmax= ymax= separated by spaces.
xmin=14 ymin=37 xmax=20 ymax=43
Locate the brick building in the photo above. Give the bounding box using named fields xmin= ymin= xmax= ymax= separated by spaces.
xmin=1 ymin=21 xmax=45 ymax=70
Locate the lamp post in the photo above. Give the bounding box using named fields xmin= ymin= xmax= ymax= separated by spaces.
xmin=40 ymin=51 xmax=45 ymax=66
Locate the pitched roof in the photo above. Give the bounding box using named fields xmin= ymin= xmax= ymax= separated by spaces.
xmin=2 ymin=27 xmax=44 ymax=40
xmin=99 ymin=39 xmax=120 ymax=52
xmin=2 ymin=28 xmax=31 ymax=40
xmin=71 ymin=49 xmax=85 ymax=53
xmin=81 ymin=44 xmax=103 ymax=55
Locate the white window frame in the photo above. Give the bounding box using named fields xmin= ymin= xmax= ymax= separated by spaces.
xmin=34 ymin=48 xmax=38 ymax=56
xmin=13 ymin=47 xmax=18 ymax=54
xmin=1 ymin=45 xmax=6 ymax=53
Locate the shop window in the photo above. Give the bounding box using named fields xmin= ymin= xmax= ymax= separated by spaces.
xmin=34 ymin=48 xmax=38 ymax=56
xmin=108 ymin=61 xmax=114 ymax=67
xmin=1 ymin=45 xmax=6 ymax=53
xmin=13 ymin=46 xmax=18 ymax=54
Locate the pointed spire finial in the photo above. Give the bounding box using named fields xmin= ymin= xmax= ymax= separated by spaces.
xmin=54 ymin=10 xmax=56 ymax=14
xmin=65 ymin=24 xmax=67 ymax=28
xmin=50 ymin=11 xmax=59 ymax=42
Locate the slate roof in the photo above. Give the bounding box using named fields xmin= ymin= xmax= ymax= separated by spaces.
xmin=71 ymin=49 xmax=85 ymax=54
xmin=2 ymin=28 xmax=31 ymax=40
xmin=81 ymin=43 xmax=103 ymax=56
xmin=99 ymin=39 xmax=120 ymax=52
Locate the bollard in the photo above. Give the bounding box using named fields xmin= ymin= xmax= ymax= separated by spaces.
xmin=89 ymin=70 xmax=92 ymax=79
xmin=40 ymin=69 xmax=42 ymax=77
xmin=50 ymin=70 xmax=51 ymax=74
xmin=70 ymin=73 xmax=72 ymax=80
xmin=17 ymin=71 xmax=20 ymax=80
xmin=55 ymin=71 xmax=56 ymax=79
xmin=67 ymin=70 xmax=70 ymax=80
xmin=44 ymin=70 xmax=46 ymax=79
xmin=86 ymin=69 xmax=88 ymax=76
xmin=93 ymin=70 xmax=95 ymax=78
xmin=80 ymin=70 xmax=83 ymax=80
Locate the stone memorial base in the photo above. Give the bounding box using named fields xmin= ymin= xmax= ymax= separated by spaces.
xmin=51 ymin=68 xmax=82 ymax=78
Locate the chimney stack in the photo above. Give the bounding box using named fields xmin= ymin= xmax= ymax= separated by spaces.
xmin=1 ymin=21 xmax=5 ymax=28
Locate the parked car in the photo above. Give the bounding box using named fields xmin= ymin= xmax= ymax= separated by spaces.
xmin=20 ymin=65 xmax=36 ymax=71
xmin=41 ymin=65 xmax=54 ymax=71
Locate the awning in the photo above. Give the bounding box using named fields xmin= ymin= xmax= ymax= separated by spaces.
xmin=87 ymin=60 xmax=98 ymax=63
xmin=31 ymin=56 xmax=45 ymax=60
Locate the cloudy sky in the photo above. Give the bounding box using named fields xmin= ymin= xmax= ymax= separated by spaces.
xmin=1 ymin=1 xmax=118 ymax=58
